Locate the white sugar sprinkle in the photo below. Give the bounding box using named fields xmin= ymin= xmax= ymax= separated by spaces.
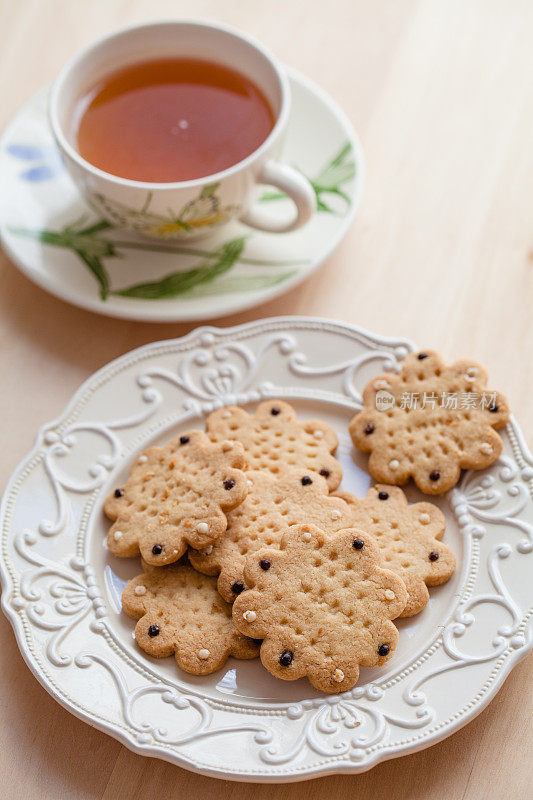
xmin=138 ymin=455 xmax=148 ymax=464
xmin=222 ymin=411 xmax=232 ymax=418
xmin=134 ymin=585 xmax=146 ymax=596
xmin=419 ymin=513 xmax=431 ymax=525
xmin=480 ymin=443 xmax=493 ymax=455
xmin=384 ymin=589 xmax=395 ymax=600
xmin=313 ymin=430 xmax=324 ymax=439
xmin=302 ymin=532 xmax=312 ymax=542
xmin=333 ymin=668 xmax=345 ymax=682
xmin=198 ymin=648 xmax=211 ymax=659
xmin=330 ymin=510 xmax=341 ymax=520
xmin=113 ymin=530 xmax=123 ymax=541
xmin=243 ymin=610 xmax=257 ymax=622
xmin=196 ymin=522 xmax=209 ymax=534
xmin=389 ymin=459 xmax=400 ymax=470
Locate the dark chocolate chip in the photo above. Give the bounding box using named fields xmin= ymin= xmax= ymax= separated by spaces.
xmin=319 ymin=468 xmax=330 ymax=478
xmin=232 ymin=581 xmax=244 ymax=595
xmin=114 ymin=488 xmax=124 ymax=498
xmin=152 ymin=544 xmax=163 ymax=555
xmin=279 ymin=650 xmax=293 ymax=666
xmin=179 ymin=435 xmax=190 ymax=444
xmin=489 ymin=403 xmax=499 ymax=413
xmin=352 ymin=538 xmax=365 ymax=550
xmin=148 ymin=624 xmax=160 ymax=637
xmin=271 ymin=406 xmax=280 ymax=416
xmin=378 ymin=491 xmax=389 ymax=500
xmin=260 ymin=559 xmax=271 ymax=571
xmin=378 ymin=643 xmax=390 ymax=656
xmin=301 ymin=475 xmax=313 ymax=486
xmin=364 ymin=423 xmax=375 ymax=435
xmin=224 ymin=479 xmax=236 ymax=490
xmin=429 ymin=551 xmax=440 ymax=562
xmin=417 ymin=353 xmax=428 ymax=360
xmin=429 ymin=470 xmax=440 ymax=482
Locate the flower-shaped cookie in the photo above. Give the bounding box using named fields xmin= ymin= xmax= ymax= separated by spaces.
xmin=349 ymin=350 xmax=509 ymax=494
xmin=122 ymin=563 xmax=260 ymax=675
xmin=335 ymin=485 xmax=455 ymax=616
xmin=105 ymin=430 xmax=248 ymax=565
xmin=233 ymin=523 xmax=407 ymax=693
xmin=207 ymin=400 xmax=342 ymax=490
xmin=190 ymin=468 xmax=355 ymax=601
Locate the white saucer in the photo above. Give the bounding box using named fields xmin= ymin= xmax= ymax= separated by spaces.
xmin=0 ymin=71 xmax=363 ymax=322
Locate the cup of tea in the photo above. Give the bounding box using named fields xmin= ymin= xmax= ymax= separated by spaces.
xmin=49 ymin=20 xmax=316 ymax=240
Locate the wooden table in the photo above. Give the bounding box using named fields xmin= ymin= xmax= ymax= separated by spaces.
xmin=1 ymin=1 xmax=532 ymax=797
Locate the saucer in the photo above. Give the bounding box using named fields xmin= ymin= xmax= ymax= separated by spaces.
xmin=0 ymin=71 xmax=364 ymax=322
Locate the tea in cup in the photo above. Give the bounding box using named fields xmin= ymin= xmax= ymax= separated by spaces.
xmin=49 ymin=21 xmax=316 ymax=240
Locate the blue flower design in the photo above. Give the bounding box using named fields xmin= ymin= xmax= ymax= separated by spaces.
xmin=7 ymin=143 xmax=64 ymax=182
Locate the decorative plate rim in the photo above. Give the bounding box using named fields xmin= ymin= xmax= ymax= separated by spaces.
xmin=0 ymin=69 xmax=365 ymax=323
xmin=1 ymin=316 xmax=532 ymax=782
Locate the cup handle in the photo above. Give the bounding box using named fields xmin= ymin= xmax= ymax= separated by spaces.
xmin=240 ymin=160 xmax=316 ymax=233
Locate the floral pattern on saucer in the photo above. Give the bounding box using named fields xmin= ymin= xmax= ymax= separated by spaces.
xmin=6 ymin=144 xmax=355 ymax=301
xmin=0 ymin=72 xmax=364 ymax=322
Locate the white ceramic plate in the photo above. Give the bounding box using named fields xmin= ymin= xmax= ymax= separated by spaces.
xmin=1 ymin=317 xmax=532 ymax=782
xmin=0 ymin=72 xmax=363 ymax=322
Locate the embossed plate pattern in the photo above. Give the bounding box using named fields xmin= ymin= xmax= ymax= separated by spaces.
xmin=1 ymin=317 xmax=532 ymax=782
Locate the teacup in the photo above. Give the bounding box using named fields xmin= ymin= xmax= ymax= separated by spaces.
xmin=49 ymin=20 xmax=316 ymax=240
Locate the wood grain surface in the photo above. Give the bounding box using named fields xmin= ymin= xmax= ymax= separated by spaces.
xmin=0 ymin=1 xmax=532 ymax=797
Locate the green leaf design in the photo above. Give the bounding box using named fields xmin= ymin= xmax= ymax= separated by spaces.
xmin=259 ymin=141 xmax=355 ymax=214
xmin=181 ymin=270 xmax=298 ymax=298
xmin=314 ymin=142 xmax=355 ymax=191
xmin=9 ymin=218 xmax=114 ymax=299
xmin=73 ymin=249 xmax=110 ymax=299
xmin=200 ymin=183 xmax=220 ymax=198
xmin=112 ymin=236 xmax=247 ymax=299
xmin=110 ymin=238 xmax=307 ymax=266
xmin=8 ymin=221 xmax=307 ymax=301
xmin=259 ymin=189 xmax=286 ymax=202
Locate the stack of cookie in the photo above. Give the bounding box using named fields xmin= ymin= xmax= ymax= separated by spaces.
xmin=106 ymin=351 xmax=509 ymax=693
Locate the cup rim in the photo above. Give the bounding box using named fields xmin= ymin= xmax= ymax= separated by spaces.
xmin=48 ymin=19 xmax=290 ymax=191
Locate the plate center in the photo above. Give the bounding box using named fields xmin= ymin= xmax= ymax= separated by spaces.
xmin=88 ymin=400 xmax=464 ymax=706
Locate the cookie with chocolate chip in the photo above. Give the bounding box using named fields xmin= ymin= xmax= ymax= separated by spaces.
xmin=105 ymin=430 xmax=248 ymax=565
xmin=232 ymin=523 xmax=407 ymax=693
xmin=189 ymin=468 xmax=355 ymax=602
xmin=349 ymin=350 xmax=509 ymax=494
xmin=206 ymin=400 xmax=342 ymax=490
xmin=334 ymin=485 xmax=455 ymax=616
xmin=122 ymin=562 xmax=259 ymax=674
